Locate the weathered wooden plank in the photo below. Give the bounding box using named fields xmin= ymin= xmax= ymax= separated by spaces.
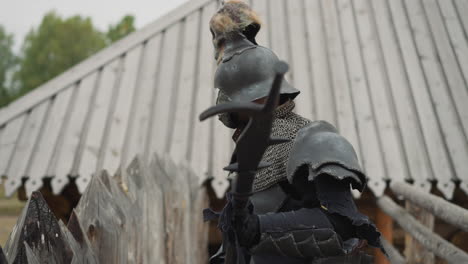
xmin=391 ymin=181 xmax=468 ymax=232
xmin=422 ymin=0 xmax=468 ymax=137
xmin=100 ymin=46 xmax=144 ymax=176
xmin=4 ymin=152 xmax=208 ymax=263
xmin=268 ymin=0 xmax=290 ymax=62
xmin=381 ymin=238 xmax=405 ymax=264
xmin=24 ymin=243 xmax=40 ymax=264
xmin=23 ymin=86 xmax=75 ymax=196
xmin=4 ymin=101 xmax=50 ymax=197
xmin=250 ymin=0 xmax=270 ymax=47
xmin=0 ymin=245 xmax=7 ymax=263
xmin=285 ymin=0 xmax=314 ymax=117
xmin=194 ymin=190 xmax=209 ymax=263
xmin=172 ymin=161 xmax=192 ymax=263
xmin=0 ymin=0 xmax=215 ymax=127
xmin=50 ymin=72 xmax=99 ymax=193
xmin=76 ymin=59 xmax=122 ymax=193
xmin=337 ymin=0 xmax=386 ymax=195
xmin=421 ymin=0 xmax=468 ymax=195
xmin=153 ymin=155 xmax=179 ymax=263
xmin=266 ymin=0 xmax=293 ymax=90
xmin=404 ymin=0 xmax=467 ymax=197
xmin=454 ymin=0 xmax=468 ymax=36
xmin=58 ymin=219 xmax=96 ymax=264
xmin=353 ymin=0 xmax=408 ymax=196
xmin=439 ymin=0 xmax=468 ymax=92
xmin=123 ymin=35 xmax=163 ymax=167
xmin=3 ymin=191 xmax=73 ymax=264
xmin=377 ymin=195 xmax=468 ymax=263
xmin=186 ymin=163 xmax=209 ymax=264
xmin=121 ymin=159 xmax=147 ymax=263
xmin=148 ymin=22 xmax=183 ymax=157
xmin=304 ymin=0 xmax=336 ymax=125
xmin=376 ymin=208 xmax=392 ymax=264
xmin=132 ymin=157 xmax=166 ymax=264
xmin=169 ymin=11 xmax=202 ymax=164
xmin=321 ymin=0 xmax=361 ymax=161
xmin=149 ymin=156 xmax=171 ymax=263
xmin=404 ymin=201 xmax=435 ymax=263
xmin=189 ymin=1 xmax=217 ymax=184
xmin=168 ymin=159 xmax=184 ymax=263
xmin=76 ymin=170 xmax=131 ymax=263
xmin=0 ymin=115 xmax=27 ymax=178
xmin=371 ymin=0 xmax=433 ymax=191
xmin=66 ymin=211 xmax=98 ymax=264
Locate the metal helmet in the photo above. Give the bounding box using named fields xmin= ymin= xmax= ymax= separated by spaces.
xmin=215 ymin=45 xmax=300 ymax=104
xmin=210 ymin=1 xmax=299 ymax=128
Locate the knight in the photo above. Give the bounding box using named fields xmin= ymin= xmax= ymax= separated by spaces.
xmin=205 ymin=1 xmax=384 ymax=263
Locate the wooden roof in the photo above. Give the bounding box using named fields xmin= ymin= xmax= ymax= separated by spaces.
xmin=0 ymin=0 xmax=467 ymax=199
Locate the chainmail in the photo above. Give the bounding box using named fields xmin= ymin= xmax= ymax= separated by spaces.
xmin=238 ymin=100 xmax=311 ymax=193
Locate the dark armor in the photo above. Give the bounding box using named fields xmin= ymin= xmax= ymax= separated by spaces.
xmin=211 ymin=1 xmax=298 ymax=129
xmin=287 ymin=121 xmax=366 ymax=191
xmin=209 ymin=102 xmax=382 ymax=263
xmin=248 ymin=108 xmax=382 ymax=263
xmin=215 ymin=45 xmax=300 ymax=104
xmin=215 ymin=42 xmax=300 ymax=129
xmin=204 ymin=2 xmax=383 ymax=263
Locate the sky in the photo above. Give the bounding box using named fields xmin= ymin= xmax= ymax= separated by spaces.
xmin=0 ymin=0 xmax=189 ymax=52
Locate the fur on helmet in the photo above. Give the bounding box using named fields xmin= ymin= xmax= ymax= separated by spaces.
xmin=210 ymin=0 xmax=262 ymax=63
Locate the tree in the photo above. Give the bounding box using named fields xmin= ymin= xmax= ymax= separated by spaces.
xmin=106 ymin=15 xmax=136 ymax=44
xmin=0 ymin=25 xmax=17 ymax=107
xmin=14 ymin=11 xmax=107 ymax=96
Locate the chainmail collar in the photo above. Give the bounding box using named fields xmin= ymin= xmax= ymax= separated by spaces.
xmin=230 ymin=100 xmax=311 ymax=192
xmin=274 ymin=99 xmax=295 ymax=118
xmin=232 ymin=100 xmax=296 ymax=141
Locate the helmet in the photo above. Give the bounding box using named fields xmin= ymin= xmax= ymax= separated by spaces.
xmin=215 ymin=45 xmax=300 ymax=103
xmin=210 ymin=1 xmax=299 ymax=128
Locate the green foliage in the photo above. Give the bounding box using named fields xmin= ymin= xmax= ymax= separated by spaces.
xmin=106 ymin=15 xmax=136 ymax=44
xmin=14 ymin=11 xmax=107 ymax=96
xmin=0 ymin=13 xmax=136 ymax=108
xmin=0 ymin=26 xmax=17 ymax=107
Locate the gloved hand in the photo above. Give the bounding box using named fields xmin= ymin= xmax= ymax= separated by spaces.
xmin=233 ymin=205 xmax=261 ymax=248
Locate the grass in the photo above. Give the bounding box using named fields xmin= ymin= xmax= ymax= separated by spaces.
xmin=0 ymin=183 xmax=26 ymax=247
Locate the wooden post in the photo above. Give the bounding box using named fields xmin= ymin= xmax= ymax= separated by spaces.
xmin=377 ymin=196 xmax=468 ymax=263
xmin=404 ymin=201 xmax=435 ymax=264
xmin=375 ymin=206 xmax=393 ymax=264
xmin=390 ymin=182 xmax=468 ymax=232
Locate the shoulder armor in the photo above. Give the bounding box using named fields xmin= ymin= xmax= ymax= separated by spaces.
xmin=286 ymin=121 xmax=366 ymax=191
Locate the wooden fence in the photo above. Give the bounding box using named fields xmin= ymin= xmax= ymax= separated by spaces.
xmin=377 ymin=182 xmax=468 ymax=264
xmin=0 ymin=155 xmax=209 ymax=264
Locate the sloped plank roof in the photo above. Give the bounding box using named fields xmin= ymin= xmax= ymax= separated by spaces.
xmin=0 ymin=0 xmax=467 ymax=200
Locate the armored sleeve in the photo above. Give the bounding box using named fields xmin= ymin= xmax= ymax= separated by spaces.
xmin=251 ymin=208 xmax=347 ymax=259
xmin=286 ymin=121 xmax=366 ymax=191
xmin=285 ymin=121 xmax=383 ymax=250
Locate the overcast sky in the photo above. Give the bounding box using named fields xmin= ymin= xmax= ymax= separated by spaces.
xmin=0 ymin=0 xmax=189 ymax=52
